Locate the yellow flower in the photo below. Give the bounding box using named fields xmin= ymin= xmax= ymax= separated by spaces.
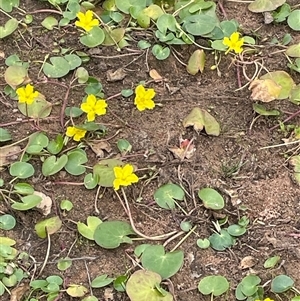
xmin=81 ymin=94 xmax=107 ymax=122
xmin=223 ymin=32 xmax=244 ymax=54
xmin=75 ymin=10 xmax=99 ymax=32
xmin=134 ymin=85 xmax=156 ymax=111
xmin=16 ymin=84 xmax=39 ymax=105
xmin=66 ymin=126 xmax=87 ymax=141
xmin=255 ymin=298 xmax=274 ymax=301
xmin=113 ymin=164 xmax=139 ymax=190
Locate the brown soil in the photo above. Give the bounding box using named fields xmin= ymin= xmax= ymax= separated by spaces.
xmin=0 ymin=1 xmax=300 ymax=301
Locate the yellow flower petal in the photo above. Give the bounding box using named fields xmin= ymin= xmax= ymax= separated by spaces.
xmin=135 ymin=84 xmax=145 ymax=94
xmin=66 ymin=126 xmax=76 ymax=137
xmin=114 ymin=166 xmax=123 ymax=179
xmin=122 ymin=164 xmax=134 ymax=176
xmin=87 ymin=111 xmax=95 ymax=122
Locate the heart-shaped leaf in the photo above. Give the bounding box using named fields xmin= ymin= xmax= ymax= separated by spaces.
xmin=47 ymin=134 xmax=64 ymax=155
xmin=198 ymin=187 xmax=224 ymax=210
xmin=154 ymin=183 xmax=185 ymax=210
xmin=102 ymin=28 xmax=125 ymax=46
xmin=65 ymin=149 xmax=88 ymax=175
xmin=80 ymin=26 xmax=105 ymax=47
xmin=64 ymin=54 xmax=82 ymax=70
xmin=41 ymin=16 xmax=58 ymax=30
xmin=126 ymin=270 xmax=173 ymax=301
xmin=0 ymin=18 xmax=18 ymax=39
xmin=11 ymin=195 xmax=42 ymax=211
xmin=141 ymin=245 xmax=184 ymax=279
xmin=183 ymin=107 xmax=220 ymax=136
xmin=94 ymin=220 xmax=135 ymax=249
xmin=227 ymin=224 xmax=246 ymax=236
xmin=152 ymin=44 xmax=170 ymax=60
xmin=253 ymin=103 xmax=280 ymax=116
xmin=196 ymin=238 xmax=210 ymax=249
xmin=35 ymin=216 xmax=62 ymax=238
xmin=264 ymin=256 xmax=280 ymax=269
xmin=43 ymin=56 xmax=70 ymax=78
xmin=57 ymin=257 xmax=72 ymax=271
xmin=248 ymin=0 xmax=286 ymax=13
xmin=42 ymin=155 xmax=68 ymax=176
xmin=0 ymin=128 xmax=11 ymax=142
xmin=198 ymin=275 xmax=229 ymax=296
xmin=84 ymin=173 xmax=99 ymax=189
xmin=156 ymin=14 xmax=177 ymax=34
xmin=77 ymin=216 xmax=102 ymax=240
xmin=209 ymin=229 xmax=235 ymax=251
xmin=240 ymin=275 xmax=261 ymax=296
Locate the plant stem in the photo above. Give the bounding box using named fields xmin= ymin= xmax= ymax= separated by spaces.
xmin=170 ymin=226 xmax=197 ymax=252
xmin=117 ymin=188 xmax=178 ymax=240
xmin=37 ymin=230 xmax=51 ymax=277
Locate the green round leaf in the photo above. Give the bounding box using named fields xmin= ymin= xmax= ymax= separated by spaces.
xmin=227 ymin=224 xmax=246 ymax=236
xmin=0 ymin=214 xmax=16 ymax=230
xmin=65 ymin=149 xmax=88 ymax=175
xmin=287 ymin=10 xmax=300 ymax=31
xmin=43 ymin=56 xmax=70 ymax=78
xmin=209 ymin=229 xmax=234 ymax=251
xmin=180 ymin=221 xmax=192 ymax=232
xmin=183 ymin=15 xmax=216 ymax=36
xmin=41 ymin=16 xmax=58 ymax=30
xmin=117 ymin=139 xmax=132 ymax=154
xmin=0 ymin=18 xmax=18 ymax=39
xmin=253 ymin=103 xmax=280 ymax=116
xmin=47 ymin=134 xmax=64 ymax=155
xmin=77 ymin=216 xmax=102 ymax=240
xmin=196 ymin=238 xmax=210 ymax=249
xmin=60 ymin=200 xmax=73 ymax=211
xmin=141 ymin=245 xmax=184 ymax=279
xmin=0 ymin=128 xmax=12 ymax=142
xmin=11 ymin=195 xmax=42 ymax=211
xmin=42 ymin=155 xmax=68 ymax=176
xmin=121 ymin=89 xmax=134 ymax=97
xmin=137 ymin=40 xmax=151 ymax=49
xmin=264 ymin=255 xmax=280 ymax=268
xmin=57 ymin=257 xmax=72 ymax=271
xmin=35 ymin=216 xmax=62 ymax=238
xmin=198 ymin=275 xmax=229 ymax=296
xmin=198 ymin=187 xmax=224 ymax=210
xmin=94 ymin=220 xmax=135 ymax=249
xmin=9 ymin=162 xmax=34 ymax=179
xmin=152 ymin=45 xmax=170 ymax=60
xmin=91 ymin=274 xmax=114 ymax=288
xmin=13 ymin=183 xmax=34 ymax=195
xmin=80 ymin=27 xmax=105 ymax=48
xmin=271 ymin=275 xmax=294 ymax=293
xmin=240 ymin=275 xmax=261 ymax=296
xmin=154 ymin=183 xmax=185 ymax=210
xmin=84 ymin=173 xmax=99 ymax=189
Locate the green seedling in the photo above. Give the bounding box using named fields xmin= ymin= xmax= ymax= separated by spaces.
xmin=65 ymin=149 xmax=88 ymax=175
xmin=253 ymin=103 xmax=281 ymax=116
xmin=139 ymin=244 xmax=184 ymax=279
xmin=209 ymin=228 xmax=235 ymax=251
xmin=198 ymin=187 xmax=224 ymax=210
xmin=180 ymin=220 xmax=192 ymax=232
xmin=94 ymin=220 xmax=136 ymax=249
xmin=77 ymin=216 xmax=102 ymax=240
xmin=198 ymin=275 xmax=229 ymax=298
xmin=154 ymin=183 xmax=185 ymax=210
xmin=126 ymin=270 xmax=173 ymax=301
